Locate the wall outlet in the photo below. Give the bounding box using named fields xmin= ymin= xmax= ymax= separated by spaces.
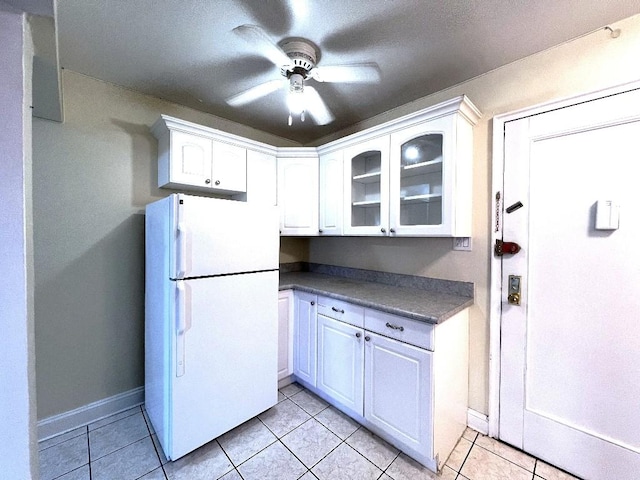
xmin=453 ymin=237 xmax=472 ymax=251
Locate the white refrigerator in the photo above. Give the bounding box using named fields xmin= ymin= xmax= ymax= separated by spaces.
xmin=145 ymin=193 xmax=279 ymax=461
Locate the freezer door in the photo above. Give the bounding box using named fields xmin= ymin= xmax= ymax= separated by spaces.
xmin=170 ymin=194 xmax=279 ymax=279
xmin=168 ymin=271 xmax=278 ymax=460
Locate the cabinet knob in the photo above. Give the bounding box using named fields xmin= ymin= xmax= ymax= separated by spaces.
xmin=355 ymin=332 xmax=361 ymax=338
xmin=319 ymin=229 xmax=323 ymax=234
xmin=205 ymin=178 xmax=211 ymax=184
xmin=390 ymin=228 xmax=396 ymax=233
xmin=380 ymin=228 xmax=386 ymax=233
xmin=365 ymin=336 xmax=371 ymax=342
xmin=215 ymin=180 xmax=221 ymax=185
xmin=310 ymin=301 xmax=315 ymax=306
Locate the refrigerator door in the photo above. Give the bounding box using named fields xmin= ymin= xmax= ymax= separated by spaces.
xmin=170 ymin=194 xmax=279 ymax=279
xmin=167 ymin=270 xmax=278 ymax=460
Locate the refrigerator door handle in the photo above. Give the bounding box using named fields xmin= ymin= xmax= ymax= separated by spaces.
xmin=176 ymin=221 xmax=188 ymax=278
xmin=176 ymin=281 xmax=189 ymax=377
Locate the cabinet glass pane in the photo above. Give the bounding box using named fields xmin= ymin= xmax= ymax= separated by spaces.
xmin=399 ymin=134 xmax=443 ymax=226
xmin=351 ymin=150 xmax=381 ymax=227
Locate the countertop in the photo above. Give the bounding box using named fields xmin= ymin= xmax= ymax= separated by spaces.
xmin=279 ymin=271 xmax=474 ymax=325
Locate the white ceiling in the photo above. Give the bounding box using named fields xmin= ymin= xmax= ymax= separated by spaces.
xmin=56 ymin=0 xmax=639 ymax=144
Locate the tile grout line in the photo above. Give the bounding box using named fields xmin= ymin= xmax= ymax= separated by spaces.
xmin=86 ymin=424 xmax=92 ymax=480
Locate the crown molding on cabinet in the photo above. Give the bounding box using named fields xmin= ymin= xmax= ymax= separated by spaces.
xmin=151 ymin=114 xmax=278 ymax=156
xmin=316 ymin=95 xmax=481 ymax=156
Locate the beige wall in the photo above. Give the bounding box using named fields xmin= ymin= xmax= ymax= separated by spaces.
xmin=309 ymin=14 xmax=640 ymax=414
xmin=32 ymin=71 xmax=301 ymax=419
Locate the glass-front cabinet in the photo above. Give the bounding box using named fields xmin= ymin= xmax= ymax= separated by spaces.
xmin=389 ymin=114 xmax=468 ymax=236
xmin=343 ymin=137 xmax=390 ymax=235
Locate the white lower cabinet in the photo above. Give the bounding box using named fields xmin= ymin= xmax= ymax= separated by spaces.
xmin=292 ymin=293 xmax=469 ymax=472
xmin=278 ymin=290 xmax=294 ymax=382
xmin=365 ymin=331 xmax=432 ymax=456
xmin=317 ymin=314 xmax=364 ymax=416
xmin=292 ymin=291 xmax=318 ymax=386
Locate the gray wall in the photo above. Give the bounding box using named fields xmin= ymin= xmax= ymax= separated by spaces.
xmin=33 ymin=70 xmax=300 ymax=419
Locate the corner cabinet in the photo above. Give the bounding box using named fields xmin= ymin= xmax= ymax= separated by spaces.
xmin=318 ymin=150 xmax=344 ymax=236
xmin=152 ymin=115 xmax=248 ymax=194
xmin=277 ymin=150 xmax=319 ymax=236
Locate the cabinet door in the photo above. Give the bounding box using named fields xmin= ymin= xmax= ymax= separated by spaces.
xmin=319 ymin=151 xmax=344 ymax=235
xmin=211 ymin=141 xmax=247 ymax=193
xmin=343 ymin=137 xmax=390 ymax=236
xmin=389 ymin=114 xmax=468 ymax=236
xmin=365 ymin=331 xmax=433 ymax=456
xmin=277 ymin=157 xmax=319 ymax=235
xmin=235 ymin=150 xmax=276 ymax=205
xmin=169 ymin=130 xmax=213 ymax=188
xmin=293 ymin=292 xmax=317 ymax=386
xmin=317 ymin=315 xmax=364 ymax=416
xmin=278 ymin=290 xmax=294 ymax=381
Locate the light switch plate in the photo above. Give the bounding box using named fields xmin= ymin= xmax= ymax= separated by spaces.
xmin=453 ymin=237 xmax=472 ymax=251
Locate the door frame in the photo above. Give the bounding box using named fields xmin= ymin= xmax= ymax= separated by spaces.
xmin=487 ymin=79 xmax=640 ymax=438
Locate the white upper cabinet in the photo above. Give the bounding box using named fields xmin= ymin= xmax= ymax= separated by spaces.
xmin=234 ymin=150 xmax=277 ymax=205
xmin=343 ymin=137 xmax=390 ymax=236
xmin=318 ymin=150 xmax=344 ymax=236
xmin=153 ymin=115 xmax=254 ymax=195
xmin=277 ymin=153 xmax=319 ymax=236
xmin=327 ymin=95 xmax=479 ymax=237
xmin=389 ymin=112 xmax=473 ymax=236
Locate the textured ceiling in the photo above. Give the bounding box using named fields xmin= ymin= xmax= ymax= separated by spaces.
xmin=56 ymin=1 xmax=639 ymax=143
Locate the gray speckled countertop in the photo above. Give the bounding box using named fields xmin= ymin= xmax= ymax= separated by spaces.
xmin=279 ymin=271 xmax=473 ymax=325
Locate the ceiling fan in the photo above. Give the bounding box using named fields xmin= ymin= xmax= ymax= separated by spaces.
xmin=226 ymin=24 xmax=381 ymax=126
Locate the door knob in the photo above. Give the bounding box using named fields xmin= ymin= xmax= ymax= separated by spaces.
xmin=508 ymin=293 xmax=521 ymax=305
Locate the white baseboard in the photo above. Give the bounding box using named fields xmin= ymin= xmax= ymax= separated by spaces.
xmin=37 ymin=387 xmax=145 ymax=441
xmin=467 ymin=408 xmax=489 ymax=436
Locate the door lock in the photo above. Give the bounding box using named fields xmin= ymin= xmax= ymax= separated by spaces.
xmin=495 ymin=239 xmax=521 ymax=256
xmin=508 ymin=275 xmax=522 ymax=306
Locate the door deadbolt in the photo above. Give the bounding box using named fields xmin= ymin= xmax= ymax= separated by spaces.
xmin=508 ymin=275 xmax=522 ymax=306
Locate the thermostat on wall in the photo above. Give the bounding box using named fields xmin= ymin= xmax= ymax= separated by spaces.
xmin=595 ymin=200 xmax=620 ymax=230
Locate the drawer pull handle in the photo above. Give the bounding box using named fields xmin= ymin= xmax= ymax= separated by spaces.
xmin=331 ymin=307 xmax=345 ymax=314
xmin=386 ymin=322 xmax=404 ymax=332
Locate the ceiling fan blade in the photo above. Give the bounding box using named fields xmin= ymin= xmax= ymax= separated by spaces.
xmin=233 ymin=24 xmax=292 ymax=69
xmin=310 ymin=63 xmax=381 ymax=83
xmin=226 ymin=79 xmax=284 ymax=107
xmin=304 ymin=86 xmax=334 ymax=125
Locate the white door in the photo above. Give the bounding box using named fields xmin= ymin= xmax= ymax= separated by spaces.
xmin=171 ymin=194 xmax=279 ymax=279
xmin=293 ymin=291 xmax=317 ymax=386
xmin=277 ymin=157 xmax=319 ymax=235
xmin=211 ymin=141 xmax=247 ymax=193
xmin=499 ymin=88 xmax=640 ymax=479
xmin=365 ymin=331 xmax=432 ymax=455
xmin=278 ymin=290 xmax=294 ymax=381
xmin=169 ymin=130 xmax=213 ymax=188
xmin=317 ymin=315 xmax=364 ymax=415
xmin=319 ymin=150 xmax=344 ymax=235
xmin=343 ymin=136 xmax=390 ymax=235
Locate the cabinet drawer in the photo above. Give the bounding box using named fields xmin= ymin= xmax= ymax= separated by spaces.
xmin=365 ymin=309 xmax=434 ymax=351
xmin=317 ymin=296 xmax=364 ymax=327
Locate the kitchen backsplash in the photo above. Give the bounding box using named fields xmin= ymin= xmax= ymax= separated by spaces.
xmin=279 ymin=262 xmax=473 ymax=298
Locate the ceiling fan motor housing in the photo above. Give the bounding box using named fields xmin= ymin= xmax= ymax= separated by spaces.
xmin=280 ymin=40 xmax=317 ymax=78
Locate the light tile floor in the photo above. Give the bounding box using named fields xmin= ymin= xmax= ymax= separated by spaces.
xmin=39 ymin=383 xmax=581 ymax=480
